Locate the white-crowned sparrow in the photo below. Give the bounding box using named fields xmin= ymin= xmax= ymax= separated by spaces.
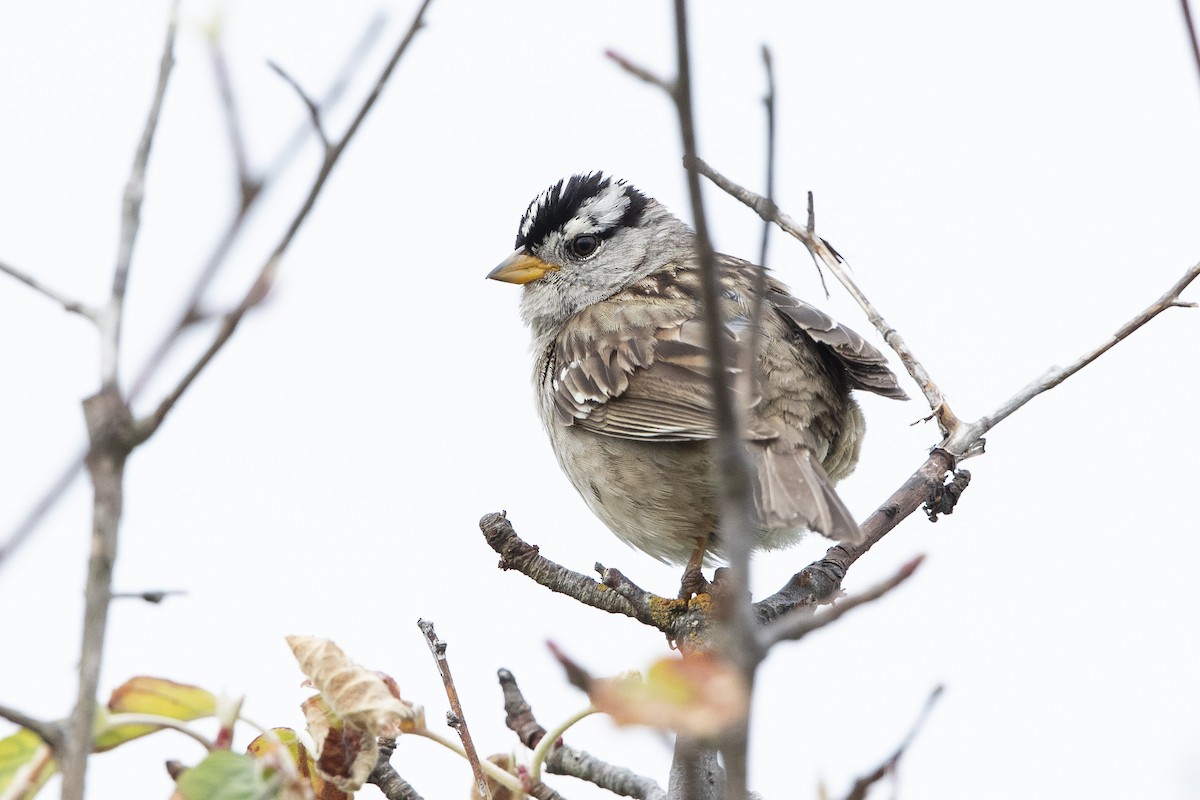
xmin=489 ymin=173 xmax=906 ymax=566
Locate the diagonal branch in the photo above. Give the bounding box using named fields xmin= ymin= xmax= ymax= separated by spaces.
xmin=267 ymin=60 xmax=332 ymax=151
xmin=841 ymin=685 xmax=944 ymax=800
xmin=947 ymin=260 xmax=1200 ymax=453
xmin=418 ymin=619 xmax=490 ymax=800
xmin=1180 ymin=0 xmax=1200 ymax=90
xmin=758 ymin=556 xmax=923 ymax=648
xmin=497 ymin=669 xmax=667 ymax=800
xmin=0 ymin=259 xmax=98 ymax=321
xmin=0 ymin=703 xmax=64 ymax=752
xmin=134 ymin=0 xmax=435 ymax=441
xmin=0 ymin=10 xmax=400 ymax=574
xmin=691 ymin=156 xmax=957 ymax=433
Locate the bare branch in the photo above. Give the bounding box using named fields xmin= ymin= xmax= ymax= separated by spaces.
xmin=841 ymin=685 xmax=943 ymax=800
xmin=0 ymin=259 xmax=97 ymax=320
xmin=207 ymin=39 xmax=259 ymax=205
xmin=952 ymin=260 xmax=1200 ymax=452
xmin=691 ymin=157 xmax=958 ymax=433
xmin=497 ymin=669 xmax=667 ymax=800
xmin=126 ymin=12 xmax=386 ymax=406
xmin=479 ymin=512 xmax=643 ymax=620
xmin=102 ymin=0 xmax=180 ymax=391
xmin=1180 ymin=0 xmax=1200 ymax=91
xmin=756 ymin=44 xmax=776 ymax=273
xmin=135 ymin=0 xmax=435 ymax=440
xmin=2 ymin=17 xmax=390 ymax=571
xmin=667 ymin=6 xmax=758 ymax=796
xmin=738 ymin=44 xmax=776 ymax=450
xmin=668 ymin=737 xmax=723 ymax=800
xmin=59 ymin=6 xmax=179 ymax=794
xmin=370 ymin=737 xmax=427 ymax=800
xmin=754 ymin=450 xmax=955 ymax=618
xmin=418 ymin=619 xmax=490 ymax=800
xmin=268 ymin=60 xmax=332 ymax=151
xmin=759 ymin=556 xmax=923 ymax=648
xmin=0 ymin=446 xmax=86 ymax=572
xmin=0 ymin=704 xmax=64 ymax=752
xmin=605 ymin=49 xmax=673 ymax=92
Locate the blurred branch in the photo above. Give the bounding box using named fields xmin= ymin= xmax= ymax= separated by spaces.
xmin=61 ymin=4 xmax=180 ymax=795
xmin=418 ymin=619 xmax=490 ymax=800
xmin=1181 ymin=0 xmax=1200 ymax=90
xmin=0 ymin=704 xmax=63 ymax=752
xmin=207 ymin=40 xmax=258 ymax=205
xmin=497 ymin=669 xmax=667 ymax=800
xmin=136 ymin=0 xmax=435 ymax=441
xmin=1 ymin=11 xmax=388 ymax=572
xmin=268 ymin=60 xmax=332 ymax=151
xmin=841 ymin=686 xmax=943 ymax=800
xmin=3 ymin=5 xmax=435 ymax=798
xmin=101 ymin=0 xmax=178 ymax=391
xmin=759 ymin=556 xmax=923 ymax=648
xmin=756 ymin=44 xmax=776 ymax=274
xmin=613 ymin=4 xmax=760 ymax=795
xmin=0 ymin=259 xmax=98 ymax=320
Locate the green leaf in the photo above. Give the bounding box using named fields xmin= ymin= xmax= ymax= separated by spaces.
xmin=176 ymin=751 xmax=276 ymax=800
xmin=0 ymin=728 xmax=57 ymax=799
xmin=96 ymin=677 xmax=217 ymax=751
xmin=108 ymin=676 xmax=216 ymax=719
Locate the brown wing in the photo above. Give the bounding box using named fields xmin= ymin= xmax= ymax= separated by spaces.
xmin=548 ymin=266 xmax=775 ymax=443
xmin=767 ymin=286 xmax=908 ymax=400
xmin=549 ymin=287 xmax=772 ymax=441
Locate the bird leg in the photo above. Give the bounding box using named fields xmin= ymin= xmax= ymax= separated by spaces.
xmin=678 ymin=532 xmax=712 ymax=598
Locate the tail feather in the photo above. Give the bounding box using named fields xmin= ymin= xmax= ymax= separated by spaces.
xmin=753 ymin=446 xmax=862 ymax=543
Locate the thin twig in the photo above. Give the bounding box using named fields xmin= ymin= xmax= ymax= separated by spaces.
xmin=758 ymin=556 xmax=923 ymax=648
xmin=692 ymin=156 xmax=958 ymax=434
xmin=268 ymin=60 xmax=332 ymax=151
xmin=605 ymin=49 xmax=673 ymax=92
xmin=739 ymin=44 xmax=776 ymax=444
xmin=102 ymin=0 xmax=179 ymax=391
xmin=841 ymin=685 xmax=944 ymax=800
xmin=135 ymin=0 xmax=434 ymax=441
xmin=0 ymin=14 xmax=388 ymax=573
xmin=756 ymin=44 xmax=776 ymax=273
xmin=207 ymin=40 xmax=259 ymax=205
xmin=0 ymin=260 xmax=98 ymax=320
xmin=417 ymin=619 xmax=490 ymax=800
xmin=951 ymin=260 xmax=1200 ymax=454
xmin=1180 ymin=0 xmax=1200 ymax=91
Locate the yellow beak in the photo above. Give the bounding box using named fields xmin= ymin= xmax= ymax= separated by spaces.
xmin=486 ymin=248 xmax=558 ymax=284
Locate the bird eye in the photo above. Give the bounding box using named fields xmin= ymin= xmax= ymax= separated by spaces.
xmin=570 ymin=234 xmax=600 ymax=259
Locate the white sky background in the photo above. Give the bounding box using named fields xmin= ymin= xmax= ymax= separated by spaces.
xmin=2 ymin=1 xmax=1199 ymax=798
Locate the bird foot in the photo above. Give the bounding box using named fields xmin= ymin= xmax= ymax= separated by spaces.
xmin=678 ymin=566 xmax=711 ymax=599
